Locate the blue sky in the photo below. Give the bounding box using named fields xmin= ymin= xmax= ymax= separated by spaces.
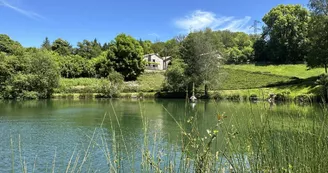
xmin=1 ymin=0 xmax=308 ymax=47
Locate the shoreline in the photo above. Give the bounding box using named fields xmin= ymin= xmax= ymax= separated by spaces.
xmin=50 ymin=91 xmax=321 ymax=103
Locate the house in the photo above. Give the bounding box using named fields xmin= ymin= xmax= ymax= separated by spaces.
xmin=144 ymin=53 xmax=171 ymax=70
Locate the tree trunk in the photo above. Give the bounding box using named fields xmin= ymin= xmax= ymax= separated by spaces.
xmin=325 ymin=63 xmax=327 ymax=74
xmin=204 ymin=84 xmax=208 ymax=98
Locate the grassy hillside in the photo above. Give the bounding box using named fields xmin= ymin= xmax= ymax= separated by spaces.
xmin=224 ymin=64 xmax=325 ymax=79
xmin=217 ymin=68 xmax=292 ymax=90
xmin=54 ymin=64 xmax=323 ymax=100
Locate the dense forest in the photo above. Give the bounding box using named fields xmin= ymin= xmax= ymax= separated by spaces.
xmin=0 ymin=0 xmax=327 ymax=99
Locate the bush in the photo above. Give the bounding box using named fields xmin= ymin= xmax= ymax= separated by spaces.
xmin=97 ymin=72 xmax=124 ymax=98
xmin=0 ymin=50 xmax=60 ymax=99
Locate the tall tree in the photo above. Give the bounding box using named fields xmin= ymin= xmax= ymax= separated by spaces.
xmin=107 ymin=34 xmax=145 ymax=81
xmin=261 ymin=5 xmax=310 ymax=63
xmin=76 ymin=39 xmax=102 ymax=59
xmin=51 ymin=38 xmax=72 ymax=56
xmin=41 ymin=37 xmax=52 ymax=50
xmin=307 ymin=0 xmax=328 ymax=73
xmin=180 ymin=29 xmax=222 ymax=97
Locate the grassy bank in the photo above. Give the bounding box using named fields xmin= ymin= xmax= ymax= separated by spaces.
xmin=53 ymin=65 xmax=325 ymax=101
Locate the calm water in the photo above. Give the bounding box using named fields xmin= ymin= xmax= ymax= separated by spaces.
xmin=0 ymin=99 xmax=324 ymax=172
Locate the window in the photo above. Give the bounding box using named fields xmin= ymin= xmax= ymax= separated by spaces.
xmin=153 ymin=59 xmax=155 ymax=62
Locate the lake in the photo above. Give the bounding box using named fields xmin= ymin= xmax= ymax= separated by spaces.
xmin=0 ymin=99 xmax=327 ymax=172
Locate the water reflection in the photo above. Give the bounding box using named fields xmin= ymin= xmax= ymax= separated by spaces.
xmin=0 ymin=99 xmax=323 ymax=172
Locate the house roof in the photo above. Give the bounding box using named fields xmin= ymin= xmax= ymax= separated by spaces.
xmin=144 ymin=53 xmax=171 ymax=61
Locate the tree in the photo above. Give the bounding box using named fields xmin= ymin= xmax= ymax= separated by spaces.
xmin=161 ymin=39 xmax=181 ymax=58
xmin=139 ymin=39 xmax=154 ymax=54
xmin=151 ymin=41 xmax=165 ymax=54
xmin=309 ymin=0 xmax=328 ymax=15
xmin=261 ymin=5 xmax=310 ymax=63
xmin=107 ymin=34 xmax=145 ymax=81
xmin=51 ymin=38 xmax=72 ymax=56
xmin=165 ymin=58 xmax=187 ymax=92
xmin=91 ymin=51 xmax=113 ymax=78
xmin=102 ymin=43 xmax=110 ymax=51
xmin=57 ymin=54 xmax=94 ymax=78
xmin=307 ymin=0 xmax=328 ymax=73
xmin=41 ymin=37 xmax=52 ymax=50
xmin=0 ymin=50 xmax=60 ymax=99
xmin=0 ymin=34 xmax=24 ymax=55
xmin=180 ymin=29 xmax=222 ymax=97
xmin=76 ymin=39 xmax=102 ymax=59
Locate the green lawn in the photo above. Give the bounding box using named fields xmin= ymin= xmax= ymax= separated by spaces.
xmin=224 ymin=64 xmax=325 ymax=79
xmin=217 ymin=68 xmax=292 ymax=90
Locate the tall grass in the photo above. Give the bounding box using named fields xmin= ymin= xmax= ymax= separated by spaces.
xmin=7 ymin=100 xmax=328 ymax=172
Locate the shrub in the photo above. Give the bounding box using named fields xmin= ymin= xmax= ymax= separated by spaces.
xmin=97 ymin=72 xmax=124 ymax=98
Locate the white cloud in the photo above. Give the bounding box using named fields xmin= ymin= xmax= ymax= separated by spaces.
xmin=175 ymin=10 xmax=252 ymax=33
xmin=0 ymin=0 xmax=44 ymax=20
xmin=220 ymin=16 xmax=252 ymax=32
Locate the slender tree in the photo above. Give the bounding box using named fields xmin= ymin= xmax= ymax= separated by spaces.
xmin=180 ymin=29 xmax=222 ymax=97
xmin=41 ymin=37 xmax=52 ymax=50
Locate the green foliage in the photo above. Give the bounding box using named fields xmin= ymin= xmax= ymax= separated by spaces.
xmin=76 ymin=39 xmax=102 ymax=59
xmin=315 ymin=74 xmax=328 ymax=99
xmin=165 ymin=58 xmax=187 ymax=92
xmin=309 ymin=0 xmax=328 ymax=15
xmin=55 ymin=54 xmax=95 ymax=78
xmin=151 ymin=41 xmax=165 ymax=54
xmin=139 ymin=39 xmax=154 ymax=54
xmin=90 ymin=51 xmax=112 ymax=78
xmin=107 ymin=34 xmax=146 ymax=81
xmin=161 ymin=38 xmax=181 ymax=58
xmin=98 ymin=71 xmax=124 ymax=97
xmin=307 ymin=1 xmax=328 ymax=73
xmin=0 ymin=34 xmax=24 ymax=55
xmin=260 ymin=4 xmax=310 ymax=63
xmin=102 ymin=42 xmax=110 ymax=51
xmin=180 ymin=29 xmax=223 ymax=95
xmin=0 ymin=50 xmax=60 ymax=99
xmin=41 ymin=37 xmax=51 ymax=50
xmin=51 ymin=38 xmax=72 ymax=56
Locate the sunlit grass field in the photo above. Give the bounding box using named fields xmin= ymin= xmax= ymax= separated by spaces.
xmin=224 ymin=64 xmax=325 ymax=79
